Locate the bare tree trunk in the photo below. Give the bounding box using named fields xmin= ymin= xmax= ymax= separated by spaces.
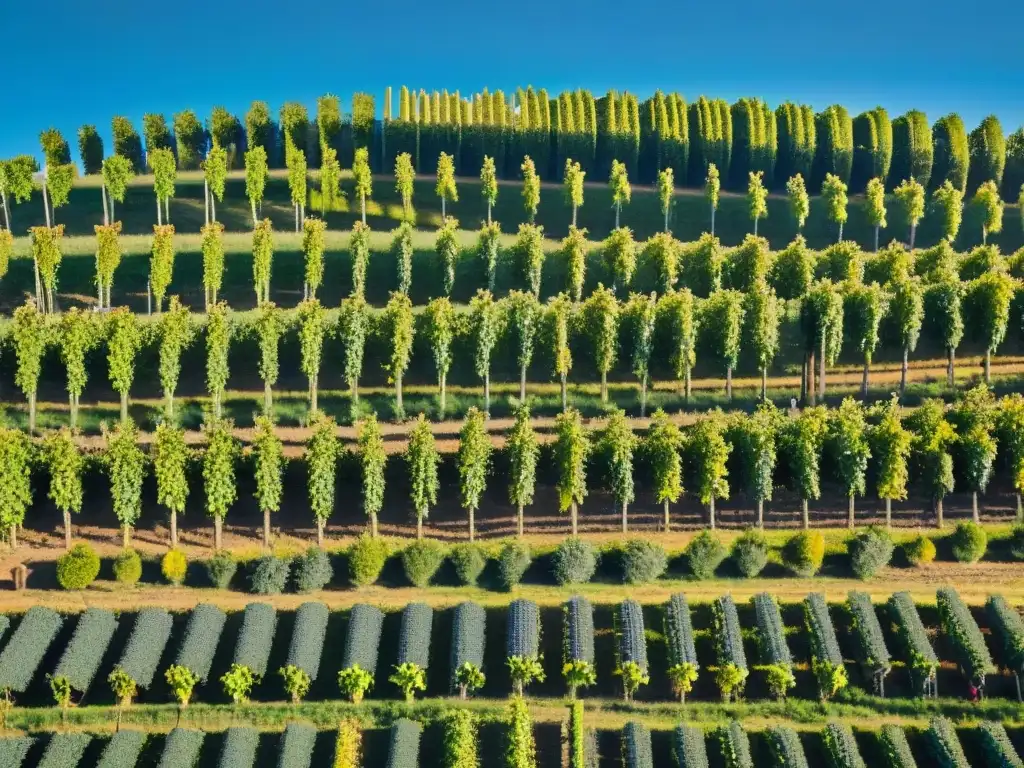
xmin=120 ymin=391 xmax=129 ymax=422
xmin=726 ymin=367 xmax=733 ymax=400
xmin=520 ymin=364 xmax=527 ymax=402
xmin=560 ymin=372 xmax=567 ymax=411
xmin=10 ymin=524 xmax=16 ymax=549
xmin=204 ymin=178 xmax=209 ymax=226
xmin=848 ymin=495 xmax=855 ymax=529
xmin=484 ymin=371 xmax=491 ymax=416
xmin=761 ymin=367 xmax=768 ymax=401
xmin=571 ymin=501 xmax=578 ymax=535
xmin=708 ymin=498 xmax=716 ymax=529
xmin=664 ymin=207 xmax=669 ymax=233
xmin=910 ymin=223 xmax=916 ymax=250
xmin=621 ymin=501 xmax=628 ymax=533
xmin=972 ymin=491 xmax=980 ymax=523
xmin=439 ymin=372 xmax=446 ymax=417
xmin=170 ymin=509 xmax=178 ymax=549
xmin=147 ymin=281 xmax=152 ymax=315
xmin=984 ymin=350 xmax=992 ymax=384
xmin=251 ymin=200 xmax=258 ymax=228
xmin=517 ymin=505 xmax=524 ymax=538
xmin=441 ymin=197 xmax=446 ymax=219
xmin=757 ymin=498 xmax=764 ymax=528
xmin=210 ymin=193 xmax=216 ymax=223
xmin=0 ymin=189 xmax=10 ymax=231
xmin=874 ymin=225 xmax=879 ymax=252
xmin=802 ymin=499 xmax=809 ymax=529
xmin=885 ymin=497 xmax=892 ymax=528
xmin=28 ymin=393 xmax=36 ymax=434
xmin=155 ymin=194 xmax=162 ymax=225
xmin=753 ymin=217 xmax=757 ymax=236
xmin=416 ymin=515 xmax=423 ymax=539
xmin=710 ymin=205 xmax=715 ymax=236
xmin=838 ymin=222 xmax=843 ymax=242
xmin=122 ymin=525 xmax=130 ymax=549
xmin=396 ymin=374 xmax=404 ymax=420
xmin=102 ymin=183 xmax=110 ymax=225
xmin=936 ymin=498 xmax=944 ymax=529
xmin=63 ymin=511 xmax=72 ymax=550
xmin=310 ymin=375 xmax=318 ymax=413
xmin=165 ymin=197 xmax=170 ymax=224
xmin=362 ymin=193 xmax=367 ymax=225
xmin=601 ymin=371 xmax=607 ymax=404
xmin=900 ymin=347 xmax=909 ymax=398
xmin=572 ymin=205 xmax=577 ymax=227
xmin=808 ymin=351 xmax=817 ymax=406
xmin=685 ymin=366 xmax=691 ymax=402
xmin=469 ymin=507 xmax=475 ymax=542
xmin=640 ymin=375 xmax=648 ymax=417
xmin=370 ymin=512 xmax=378 ymax=538
xmin=818 ymin=336 xmax=826 ymax=401
xmin=214 ymin=517 xmax=222 ymax=550
xmin=295 ymin=204 xmax=299 ymax=233
xmin=947 ymin=348 xmax=955 ymax=387
xmin=615 ymin=204 xmax=620 ymax=229
xmin=43 ymin=181 xmax=51 ymax=227
xmin=663 ymin=499 xmax=671 ymax=532
xmin=862 ymin=359 xmax=870 ymax=399
xmin=264 ymin=381 xmax=273 ymax=414
xmin=317 ymin=518 xmax=324 ymax=547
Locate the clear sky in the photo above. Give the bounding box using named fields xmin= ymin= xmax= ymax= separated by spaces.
xmin=3 ymin=0 xmax=1022 ymax=163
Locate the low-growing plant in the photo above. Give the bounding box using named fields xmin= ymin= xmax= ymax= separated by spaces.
xmin=498 ymin=541 xmax=532 ymax=589
xmin=454 ymin=661 xmax=486 ymax=698
xmin=731 ymin=528 xmax=769 ymax=577
xmin=165 ymin=663 xmax=198 ymax=707
xmin=204 ymin=551 xmax=237 ymax=589
xmin=450 ymin=543 xmax=487 ymax=586
xmin=220 ymin=662 xmax=256 ymax=704
xmin=621 ymin=539 xmax=667 ymax=584
xmin=686 ymin=530 xmax=727 ymax=580
xmin=903 ymin=534 xmax=936 ymax=566
xmin=389 ymin=661 xmax=426 ymax=702
xmin=950 ymin=521 xmax=987 ymax=563
xmin=507 ymin=655 xmax=546 ymax=695
xmin=57 ymin=543 xmax=100 ymax=590
xmin=848 ymin=527 xmax=894 ymax=579
xmin=337 ymin=664 xmax=374 ymax=704
xmin=113 ymin=548 xmax=142 ymax=586
xmin=293 ymin=546 xmax=333 ymax=593
xmin=552 ymin=537 xmax=598 ymax=585
xmin=278 ymin=663 xmax=311 ymax=703
xmin=782 ymin=530 xmax=825 ymax=577
xmin=402 ymin=539 xmax=447 ymax=587
xmin=249 ymin=555 xmax=290 ymax=595
xmin=619 ymin=660 xmax=650 ymax=702
xmin=161 ymin=549 xmax=188 ymax=586
xmin=48 ymin=673 xmax=72 ymax=710
xmin=348 ymin=534 xmax=389 ymax=587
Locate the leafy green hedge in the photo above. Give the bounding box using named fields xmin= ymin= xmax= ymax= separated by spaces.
xmin=37 ymin=732 xmax=90 ymax=768
xmin=622 ymin=721 xmax=653 ymax=768
xmin=925 ymin=717 xmax=970 ymax=768
xmin=672 ymin=725 xmax=709 ymax=768
xmin=397 ymin=603 xmax=433 ymax=669
xmin=217 ymin=727 xmax=259 ymax=768
xmin=887 ymin=591 xmax=938 ymax=696
xmin=936 ymin=587 xmax=995 ymax=687
xmin=342 ymin=603 xmax=385 ymax=676
xmin=822 ymin=721 xmax=866 ymax=768
xmin=385 ymin=718 xmax=422 ymax=768
xmin=0 ymin=607 xmax=63 ymax=692
xmin=563 ymin=595 xmax=595 ymax=666
xmin=846 ymin=591 xmax=891 ymax=694
xmin=232 ymin=603 xmax=276 ymax=677
xmin=977 ymin=721 xmax=1023 ymax=768
xmin=987 ymin=595 xmax=1024 ymax=678
xmin=717 ymin=722 xmax=753 ymax=768
xmin=507 ymin=599 xmax=541 ymax=660
xmin=277 ymin=722 xmax=317 ymax=768
xmin=766 ymin=725 xmax=809 ymax=768
xmin=96 ymin=729 xmax=146 ymax=768
xmin=804 ymin=593 xmax=846 ymax=699
xmin=0 ymin=737 xmax=33 ymax=768
xmin=156 ymin=728 xmax=204 ymax=768
xmin=877 ymin=724 xmax=915 ymax=768
xmin=286 ymin=602 xmax=329 ymax=681
xmin=449 ymin=601 xmax=486 ymax=688
xmin=174 ymin=603 xmax=227 ymax=682
xmin=52 ymin=607 xmax=117 ymax=692
xmin=117 ymin=608 xmax=173 ymax=688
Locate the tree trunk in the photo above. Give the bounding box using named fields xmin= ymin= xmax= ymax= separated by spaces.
xmin=371 ymin=512 xmax=378 ymax=538
xmin=900 ymin=347 xmax=909 ymax=398
xmin=120 ymin=391 xmax=129 ymax=423
xmin=170 ymin=509 xmax=178 ymax=549
xmin=70 ymin=392 xmax=78 ymax=429
xmin=28 ymin=392 xmax=36 ymax=434
xmin=264 ymin=381 xmax=273 ymax=415
xmin=214 ymin=517 xmax=223 ymax=550
xmin=710 ymin=205 xmax=715 ymax=236
xmin=520 ymin=364 xmax=527 ymax=402
xmin=909 ymin=223 xmax=916 ymax=250
xmin=63 ymin=511 xmax=72 ymax=550
xmin=571 ymin=501 xmax=578 ymax=536
xmin=801 ymin=355 xmax=808 ymax=404
xmin=947 ymin=347 xmax=955 ymax=387
xmin=601 ymin=371 xmax=607 ymax=404
xmin=615 ymin=204 xmax=620 ymax=229
xmin=148 ymin=281 xmax=153 ymax=315
xmin=0 ymin=189 xmax=10 ymax=231
xmin=885 ymin=497 xmax=892 ymax=528
xmin=984 ymin=349 xmax=992 ymax=384
xmin=972 ymin=491 xmax=980 ymax=523
xmin=621 ymin=501 xmax=628 ymax=533
xmin=761 ymin=367 xmax=768 ymax=401
xmin=166 ymin=197 xmax=170 ymax=224
xmin=838 ymin=222 xmax=843 ymax=242
xmin=982 ymin=226 xmax=988 ymax=245
xmin=362 ymin=193 xmax=367 ymax=225
xmin=640 ymin=375 xmax=648 ymax=417
xmin=726 ymin=366 xmax=733 ymax=400
xmin=936 ymin=497 xmax=944 ymax=529
xmin=818 ymin=335 xmax=826 ymax=401
xmin=102 ymin=183 xmax=110 ymax=225
xmin=663 ymin=499 xmax=671 ymax=532
xmin=317 ymin=518 xmax=324 ymax=547
xmin=439 ymin=371 xmax=446 ymax=417
xmin=441 ymin=197 xmax=446 ymax=219
xmin=664 ymin=207 xmax=669 ymax=233
xmin=310 ymin=376 xmax=318 ymax=413
xmin=122 ymin=525 xmax=130 ymax=549
xmin=560 ymin=372 xmax=567 ymax=411
xmin=848 ymin=495 xmax=855 ymax=529
xmin=874 ymin=225 xmax=879 ymax=252
xmin=416 ymin=515 xmax=423 ymax=539
xmin=251 ymin=200 xmax=258 ymax=228
xmin=396 ymin=374 xmax=404 ymax=420
xmin=10 ymin=524 xmax=16 ymax=549
xmin=802 ymin=498 xmax=809 ymax=529
xmin=263 ymin=508 xmax=271 ymax=549
xmin=204 ymin=178 xmax=209 ymax=226
xmin=862 ymin=359 xmax=870 ymax=399
xmin=808 ymin=350 xmax=817 ymax=406
xmin=753 ymin=217 xmax=758 ymax=236
xmin=484 ymin=371 xmax=490 ymax=416
xmin=469 ymin=506 xmax=475 ymax=542
xmin=295 ymin=204 xmax=299 ymax=233
xmin=757 ymin=498 xmax=764 ymax=528
xmin=43 ymin=181 xmax=51 ymax=227
xmin=98 ymin=277 xmax=104 ymax=311
xmin=33 ymin=257 xmax=42 ymax=311
xmin=708 ymin=498 xmax=716 ymax=530
xmin=572 ymin=205 xmax=577 ymax=227
xmin=111 ymin=196 xmax=116 ymax=223
xmin=517 ymin=505 xmax=524 ymax=538
xmin=685 ymin=366 xmax=691 ymax=402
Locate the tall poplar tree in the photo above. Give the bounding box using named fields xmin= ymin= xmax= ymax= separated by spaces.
xmin=786 ymin=174 xmax=809 ymax=231
xmin=154 ymin=421 xmax=189 ymax=549
xmin=458 ymin=407 xmax=492 ymax=541
xmin=13 ymin=301 xmax=47 ymax=433
xmin=105 ymin=419 xmax=145 ymax=548
xmin=339 ymin=296 xmax=369 ymax=415
xmin=554 ymin=408 xmax=589 ymax=536
xmin=158 ymin=297 xmax=195 ymax=416
xmin=201 ymin=222 xmax=225 ymax=309
xmin=244 ymin=145 xmax=268 ymax=227
xmin=353 ymin=147 xmax=372 ymax=224
xmin=395 ymin=152 xmax=415 ymax=221
xmin=436 ymin=152 xmax=458 ymax=218
xmin=203 ymin=418 xmax=238 ymax=551
xmin=358 ymin=414 xmax=387 ymax=537
xmin=384 ymin=292 xmax=415 ymax=419
xmin=870 ymin=396 xmax=912 ymax=527
xmin=521 ymin=156 xmax=541 ymax=223
xmin=302 ymin=217 xmax=326 ymax=300
xmin=306 ymin=412 xmax=339 ymax=545
xmin=828 ymin=398 xmax=871 ymax=528
xmin=424 ymin=297 xmax=456 ymax=416
xmin=507 ymin=405 xmax=539 ymax=538
xmin=507 ymin=290 xmax=540 ymax=402
xmin=845 ymin=283 xmax=889 ymax=396
xmin=864 ymin=177 xmax=887 ymax=251
xmin=894 ymin=178 xmax=925 ymax=248
xmin=689 ymin=414 xmax=732 ymax=529
xmin=647 ymin=409 xmax=684 ymax=530
xmin=564 ymin=159 xmax=585 ymax=226
xmin=106 ymin=308 xmax=142 ymax=422
xmin=602 ymin=409 xmax=637 ymax=532
xmin=705 ymin=164 xmax=721 ymax=235
xmin=0 ymin=429 xmax=32 ymax=548
xmin=407 ymin=414 xmax=440 ymax=539
xmin=251 ymin=219 xmax=274 ymax=306
xmin=45 ymin=428 xmax=84 ymax=550
xmin=298 ymin=299 xmax=327 ymax=412
xmin=747 ymin=171 xmax=768 ymax=236
xmin=549 ymin=294 xmax=574 ymax=410
xmin=582 ymin=285 xmax=619 ymax=404
xmin=205 ymin=302 xmax=231 ymax=419
xmin=480 ymin=156 xmax=498 ymax=223
xmin=625 ymin=292 xmax=657 ymax=415
xmin=59 ymin=308 xmax=99 ymax=429
xmin=658 ymin=289 xmax=698 ymax=401
xmin=252 ymin=415 xmax=283 ymax=549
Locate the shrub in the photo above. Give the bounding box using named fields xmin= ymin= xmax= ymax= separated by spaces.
xmin=342 ymin=604 xmax=386 ymax=680
xmin=848 ymin=527 xmax=894 ymax=579
xmin=176 ymin=603 xmax=227 ymax=682
xmin=685 ymin=531 xmax=726 ymax=580
xmin=116 ymin=608 xmax=174 ymax=689
xmin=936 ymin=587 xmax=995 ymax=686
xmin=285 ymin=601 xmax=330 ymax=682
xmin=498 ymin=541 xmax=531 ymax=589
xmin=249 ymin=555 xmax=290 ymax=595
xmin=950 ymin=521 xmax=987 ymax=563
xmin=1010 ymin=524 xmax=1024 ymax=561
xmin=57 ymin=543 xmax=100 ymax=590
xmin=278 ymin=722 xmax=316 ymax=768
xmin=161 ymin=549 xmax=188 ymax=586
xmin=782 ymin=531 xmax=825 ymax=577
xmin=218 ymin=728 xmax=259 ymax=768
xmin=113 ymin=548 xmax=142 ymax=586
xmin=903 ymin=535 xmax=936 ymax=566
xmin=348 ymin=534 xmax=388 ymax=587
xmin=450 ymin=601 xmax=486 ymax=696
xmin=204 ymin=551 xmax=237 ymax=589
xmin=731 ymin=528 xmax=769 ymax=578
xmin=621 ymin=539 xmax=667 ymax=584
xmin=450 ymin=543 xmax=487 ymax=586
xmin=401 ymin=539 xmax=446 ymax=587
xmin=232 ymin=603 xmax=277 ymax=678
xmin=552 ymin=537 xmax=598 ymax=585
xmin=293 ymin=547 xmax=333 ymax=593
xmin=53 ymin=608 xmax=118 ymax=693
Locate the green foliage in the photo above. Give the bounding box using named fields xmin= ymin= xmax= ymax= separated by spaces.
xmin=105 ymin=419 xmax=146 ymax=536
xmin=950 ymin=520 xmax=987 ymax=563
xmin=151 ymin=147 xmax=177 ymax=209
xmin=149 ymin=420 xmax=190 ymax=533
xmin=731 ymin=528 xmax=769 ymax=577
xmin=552 ymin=537 xmax=598 ymax=585
xmin=770 ymin=235 xmax=814 ymax=299
xmin=903 ymin=534 xmax=936 ymax=565
xmin=318 ymin=147 xmax=342 ymax=214
xmin=252 ymin=414 xmax=283 ymax=520
xmin=783 ymin=530 xmax=825 ymax=576
xmin=407 ymin=414 xmax=440 ymax=529
xmin=394 ymin=153 xmax=415 ymax=220
xmin=113 ymin=548 xmax=142 ymax=585
xmin=887 ymin=591 xmax=938 ymax=691
xmin=115 ymin=607 xmax=173 ymax=690
xmin=278 ymin=664 xmax=311 ymax=704
xmin=305 ymin=411 xmax=339 ymax=529
xmin=337 ymin=664 xmax=374 ymax=704
xmin=498 ymin=541 xmax=532 ymax=589
xmin=172 ymin=110 xmax=204 ymax=169
xmin=402 ymin=539 xmax=447 ymax=587
xmin=450 ymin=544 xmax=487 ymax=586
xmin=249 ymin=554 xmax=290 ymax=594
xmin=442 ymin=709 xmax=479 ymax=768
xmin=55 ymin=543 xmax=100 ymax=590
xmin=848 ymin=527 xmax=894 ymax=579
xmin=521 ymin=156 xmax=541 ymax=221
xmin=220 ymin=663 xmax=256 ymax=704
xmin=683 ymin=530 xmax=725 ymax=579
xmin=286 ymin=142 xmax=307 ymax=211
xmin=244 ymin=145 xmax=268 ymax=219
xmin=204 ymin=550 xmax=236 ymax=589
xmin=202 ymin=418 xmax=237 ymax=526
xmin=646 ymin=408 xmax=684 ymax=509
xmin=164 ymin=664 xmax=198 ymax=707
xmin=688 ymin=414 xmax=732 ymax=507
xmin=554 ymin=408 xmax=590 ymax=514
xmin=932 ymin=181 xmax=964 ymax=242
xmin=44 ymin=427 xmax=84 ymax=520
xmin=348 ymin=534 xmax=389 ymax=587
xmin=621 ymin=538 xmax=667 ymax=583
xmin=700 ymin=289 xmax=744 ymax=373
xmin=293 ymin=547 xmax=333 ymax=593
xmin=937 ymin=586 xmax=995 ymax=684
xmin=822 ymin=721 xmax=867 ymax=768
xmin=932 ymin=113 xmax=969 ymax=193
xmin=925 ymin=717 xmax=970 ymax=768
xmin=357 ymin=414 xmax=386 ymax=528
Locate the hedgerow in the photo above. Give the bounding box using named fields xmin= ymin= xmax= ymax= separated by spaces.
xmin=672 ymin=725 xmax=709 ymax=768
xmin=0 ymin=617 xmax=9 ymax=645
xmin=0 ymin=607 xmax=64 ymax=692
xmin=386 ymin=718 xmax=422 ymax=768
xmin=804 ymin=593 xmax=847 ymax=700
xmin=175 ymin=603 xmax=227 ymax=682
xmin=507 ymin=599 xmax=541 ymax=660
xmin=285 ymin=601 xmax=330 ymax=680
xmin=37 ymin=732 xmax=91 ymax=768
xmin=232 ymin=603 xmax=277 ymax=677
xmin=278 ymin=722 xmax=317 ymax=768
xmin=846 ymin=591 xmax=891 ymax=696
xmin=156 ymin=728 xmax=204 ymax=768
xmin=442 ymin=708 xmax=479 ymax=768
xmin=887 ymin=591 xmax=938 ymax=696
xmin=878 ymin=724 xmax=915 ymax=768
xmin=752 ymin=592 xmax=794 ymax=699
xmin=766 ymin=725 xmax=809 ymax=768
xmin=563 ymin=596 xmax=595 ymax=697
xmin=615 ymin=598 xmax=649 ymax=701
xmin=663 ymin=594 xmax=700 ymax=703
xmin=822 ymin=722 xmax=866 ymax=768
xmin=977 ymin=721 xmax=1023 ymax=768
xmin=342 ymin=603 xmax=385 ymax=676
xmin=397 ymin=602 xmax=433 ymax=669
xmin=450 ymin=601 xmax=486 ymax=695
xmin=52 ymin=607 xmax=117 ymax=693
xmin=621 ymin=721 xmax=653 ymax=768
xmin=96 ymin=728 xmax=146 ymax=768
xmin=0 ymin=737 xmax=32 ymax=767
xmin=217 ymin=727 xmax=259 ymax=768
xmin=936 ymin=587 xmax=994 ymax=688
xmin=717 ymin=722 xmax=753 ymax=768
xmin=712 ymin=595 xmax=748 ymax=701
xmin=116 ymin=608 xmax=173 ymax=688
xmin=506 ymin=696 xmax=536 ymax=768
xmin=924 ymin=717 xmax=970 ymax=768
xmin=986 ymin=595 xmax=1024 ymax=692
xmin=333 ymin=720 xmax=361 ymax=768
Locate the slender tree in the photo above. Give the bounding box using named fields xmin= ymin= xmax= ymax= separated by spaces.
xmin=149 ymin=224 xmax=176 ymax=313
xmin=105 ymin=418 xmax=145 ymax=548
xmin=926 ymin=280 xmax=964 ymax=387
xmin=153 ymin=421 xmax=189 ymax=549
xmin=894 ymin=178 xmax=925 ymax=248
xmin=688 ymin=414 xmax=732 ymax=529
xmin=436 ymin=217 xmax=461 ymax=296
xmin=801 ymin=281 xmax=844 ymax=403
xmin=45 ymin=428 xmax=84 ymax=550
xmin=702 ymin=289 xmax=745 ymax=399
xmin=252 ymin=414 xmax=283 ymax=549
xmin=480 ymin=155 xmax=498 ymax=223
xmin=828 ymin=398 xmax=871 ymax=528
xmin=644 ymin=232 xmax=680 ymax=293
xmin=564 ymin=159 xmax=585 ymax=226
xmin=200 ymin=222 xmax=225 ymax=309
xmin=286 ymin=142 xmax=307 ymax=232
xmin=78 ymin=124 xmax=103 ymax=175
xmin=581 ymin=285 xmax=619 ymax=404
xmin=458 ymin=408 xmax=492 ymax=541
xmin=658 ymin=167 xmax=674 ymax=232
xmin=705 ymin=163 xmax=721 ymax=235
xmin=302 ymin=217 xmax=326 ymax=300
xmin=625 ymin=292 xmax=657 ymax=415
xmin=205 ymin=302 xmax=231 ymax=419
xmin=967 ymin=271 xmax=1015 ymax=384
xmin=0 ymin=428 xmax=32 ymax=548
xmin=521 ymin=156 xmax=541 ymax=223
xmin=12 ymin=301 xmax=47 ymax=433
xmin=515 ymin=223 xmax=545 ymax=298
xmin=424 ymin=297 xmax=456 ymax=416
xmin=358 ymin=413 xmax=387 ymax=537
xmin=353 ymin=147 xmax=372 ymax=224
xmin=864 ymin=177 xmax=887 ymax=251
xmin=203 ymin=418 xmax=237 ymax=551
xmin=407 ymin=414 xmax=440 ymax=539
xmin=384 ymin=292 xmax=415 ymax=419
xmin=659 ymin=289 xmax=698 ymax=401
xmin=395 ymin=152 xmax=415 ymax=221
xmin=996 ymin=394 xmax=1024 ymax=521
xmin=932 ymin=180 xmax=964 ymax=244
xmin=973 ymin=180 xmax=1003 ymax=244
xmin=602 ymin=227 xmax=637 ymax=295
xmin=43 ymin=164 xmax=75 ymax=227
xmin=59 ymin=308 xmax=100 ymax=428
xmin=951 ymin=386 xmax=998 ymax=523
xmin=350 ymin=222 xmax=371 ymax=300
xmin=0 ymin=155 xmax=35 ymax=233
xmin=870 ymin=396 xmax=912 ymax=527
xmin=306 ymin=412 xmax=339 ymax=545
xmin=507 ymin=405 xmax=539 ymax=538
xmin=392 ymin=222 xmax=415 ymax=295
xmin=554 ymin=408 xmax=589 ymax=535
xmin=603 ymin=409 xmax=637 ymax=532
xmin=821 ymin=173 xmax=849 ymax=241
xmin=298 ymin=299 xmax=327 ymax=412
xmin=469 ymin=290 xmax=504 ymax=415
xmin=318 ymin=147 xmax=341 ymax=215
xmin=254 ymin=302 xmax=284 ymax=414
xmin=31 ymin=225 xmax=64 ymax=314
xmin=747 ymin=171 xmax=768 ymax=236
xmin=909 ymin=399 xmax=957 ymax=527
xmin=244 ymin=145 xmax=268 ymax=227
xmin=477 ymin=221 xmax=502 ymax=292
xmin=562 ymin=225 xmax=588 ymax=302
xmin=733 ymin=403 xmax=779 ymax=527
xmin=646 ymin=409 xmax=684 ymax=530
xmin=786 ymin=173 xmax=809 ymax=231
xmin=151 ymin=147 xmax=176 ymax=226
xmin=436 ymin=152 xmax=458 ymax=218
xmin=158 ymin=297 xmax=195 ymax=416
xmin=845 ymin=283 xmax=889 ymax=396
xmin=204 ymin=145 xmax=227 ymax=224
xmin=338 ymin=296 xmax=369 ymax=416
xmin=610 ymin=160 xmax=631 ymax=228
xmin=251 ymin=219 xmax=273 ymax=306
xmin=101 ymin=155 xmax=134 ymax=225
xmin=549 ymin=294 xmax=574 ymax=410
xmin=106 ymin=308 xmax=142 ymax=422
xmin=781 ymin=406 xmax=828 ymax=528
xmin=889 ymin=278 xmax=924 ymax=397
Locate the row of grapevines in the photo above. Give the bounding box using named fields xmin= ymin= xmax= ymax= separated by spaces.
xmin=450 ymin=601 xmax=486 ymax=692
xmin=712 ymin=595 xmax=747 ymax=701
xmin=156 ymin=728 xmax=204 ymax=768
xmin=386 ymin=718 xmax=422 ymax=768
xmin=278 ymin=722 xmax=317 ymax=768
xmin=822 ymin=722 xmax=866 ymax=768
xmin=673 ymin=725 xmax=709 ymax=768
xmin=217 ymin=727 xmax=258 ymax=768
xmin=936 ymin=587 xmax=995 ymax=687
xmin=117 ymin=608 xmax=173 ymax=688
xmin=286 ymin=602 xmax=329 ymax=681
xmin=978 ymin=721 xmax=1024 ymax=768
xmin=232 ymin=603 xmax=276 ymax=677
xmin=96 ymin=729 xmax=146 ymax=768
xmin=924 ymin=717 xmax=970 ymax=768
xmin=567 ymin=700 xmax=596 ymax=768
xmin=766 ymin=725 xmax=809 ymax=768
xmin=804 ymin=593 xmax=847 ymax=700
xmin=0 ymin=607 xmax=63 ymax=693
xmin=622 ymin=721 xmax=654 ymax=768
xmin=397 ymin=603 xmax=433 ymax=670
xmin=37 ymin=732 xmax=90 ymax=768
xmin=53 ymin=608 xmax=117 ymax=693
xmin=508 ymin=599 xmax=541 ymax=660
xmin=0 ymin=737 xmax=32 ymax=767
xmin=717 ymin=722 xmax=753 ymax=768
xmin=342 ymin=603 xmax=385 ymax=676
xmin=878 ymin=724 xmax=915 ymax=768
xmin=886 ymin=592 xmax=938 ymax=696
xmin=845 ymin=591 xmax=891 ymax=695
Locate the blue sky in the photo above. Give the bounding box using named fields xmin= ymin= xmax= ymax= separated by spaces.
xmin=3 ymin=0 xmax=1022 ymax=163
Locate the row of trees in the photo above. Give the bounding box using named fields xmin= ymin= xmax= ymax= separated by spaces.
xmin=3 ymin=389 xmax=1022 ymax=553
xmin=23 ymin=91 xmax=1024 ymax=201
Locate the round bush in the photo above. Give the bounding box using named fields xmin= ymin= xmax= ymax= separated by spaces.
xmin=56 ymin=543 xmax=100 ymax=590
xmin=450 ymin=544 xmax=487 ymax=586
xmin=782 ymin=531 xmax=825 ymax=577
xmin=348 ymin=534 xmax=389 ymax=587
xmin=161 ymin=549 xmax=188 ymax=586
xmin=112 ymin=548 xmax=142 ymax=586
xmin=204 ymin=551 xmax=237 ymax=589
xmin=848 ymin=527 xmax=894 ymax=579
xmin=903 ymin=535 xmax=937 ymax=566
xmin=950 ymin=521 xmax=987 ymax=563
xmin=294 ymin=547 xmax=333 ymax=593
xmin=249 ymin=555 xmax=290 ymax=595
xmin=401 ymin=539 xmax=447 ymax=587
xmin=498 ymin=541 xmax=532 ymax=590
xmin=552 ymin=537 xmax=598 ymax=585
xmin=621 ymin=539 xmax=667 ymax=584
xmin=685 ymin=530 xmax=727 ymax=580
xmin=1010 ymin=525 xmax=1024 ymax=562
xmin=731 ymin=529 xmax=769 ymax=578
